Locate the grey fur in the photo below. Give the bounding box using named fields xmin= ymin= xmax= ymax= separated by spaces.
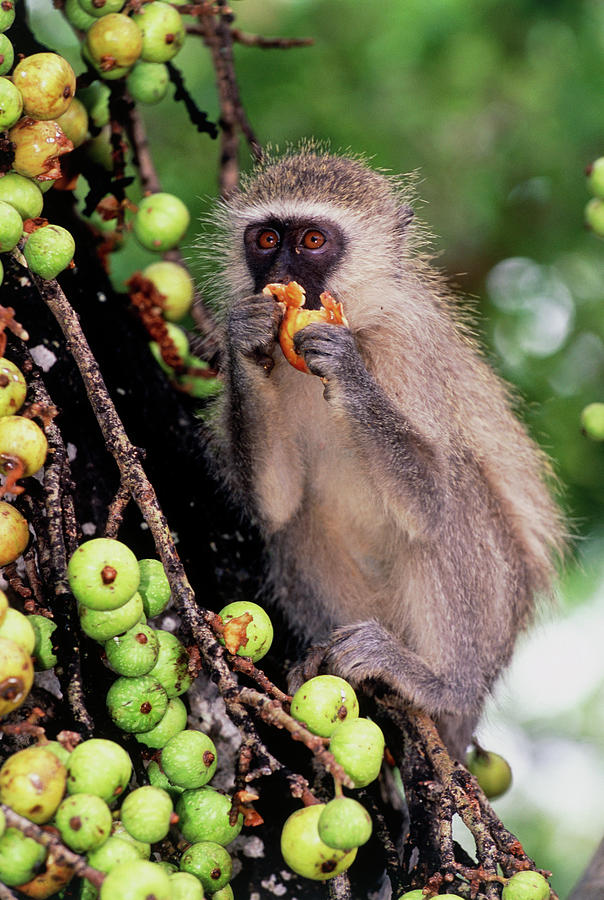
xmin=203 ymin=148 xmax=565 ymax=759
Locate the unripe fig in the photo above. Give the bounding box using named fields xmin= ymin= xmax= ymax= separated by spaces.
xmin=55 ymin=793 xmax=112 ymax=852
xmin=179 ymin=841 xmax=232 ymax=893
xmin=581 ymin=402 xmax=604 ymax=441
xmin=291 ymin=674 xmax=359 ymax=738
xmin=85 ymin=13 xmax=143 ymax=73
xmin=78 ymin=0 xmax=125 ymax=18
xmin=399 ymin=892 xmax=425 ymax=899
xmin=64 ymin=0 xmax=96 ymax=30
xmin=502 ymin=870 xmax=550 ymax=900
xmin=0 ymin=358 xmax=26 ymax=416
xmin=281 ymin=804 xmax=357 ymax=881
xmin=0 ymin=746 xmax=67 ymax=823
xmin=142 ymin=260 xmax=194 ymax=321
xmin=0 ymin=199 xmax=22 ymax=252
xmin=79 ymin=591 xmax=144 ymax=642
xmin=55 ymin=97 xmax=89 ymax=148
xmin=12 ymin=53 xmax=76 ymax=120
xmin=0 ymin=589 xmax=7 ymax=626
xmin=0 ymin=501 xmax=29 ymax=565
xmin=0 ymin=1 xmax=15 ymax=32
xmin=329 ymin=717 xmax=385 ymax=787
xmin=24 ymin=224 xmax=76 ymax=280
xmin=175 ymin=786 xmax=243 ymax=845
xmin=132 ymin=1 xmax=185 ymax=62
xmin=170 ymin=872 xmax=204 ymax=900
xmin=105 ymin=623 xmax=159 ymax=676
xmin=0 ymin=77 xmax=23 ymax=128
xmin=78 ymin=79 xmax=110 ymax=126
xmin=148 ymin=629 xmax=192 ymax=697
xmin=0 ymin=827 xmax=46 ymax=886
xmin=120 ymin=785 xmax=173 ymax=843
xmin=28 ymin=615 xmax=58 ymax=670
xmin=0 ymin=415 xmax=48 ymax=476
xmin=13 ymin=850 xmax=75 ymax=898
xmin=218 ymin=600 xmax=273 ymax=663
xmin=99 ymin=859 xmax=172 ymax=900
xmin=211 ymin=886 xmax=235 ymax=900
xmin=137 ymin=558 xmax=171 ymax=616
xmin=149 ymin=322 xmax=189 ymax=374
xmin=0 ymin=635 xmax=33 ymax=715
xmin=0 ymin=174 xmax=44 ymax=220
xmin=66 ymin=738 xmax=132 ymax=804
xmin=466 ymin=748 xmax=512 ymax=799
xmin=0 ymin=607 xmax=36 ymax=654
xmin=106 ymin=673 xmax=168 ymax=732
xmin=9 ymin=118 xmax=73 ymax=181
xmin=135 ymin=695 xmax=187 ymax=749
xmin=110 ymin=820 xmax=151 ymax=858
xmin=585 ymin=197 xmax=604 ymax=237
xmin=42 ymin=741 xmax=70 ymax=765
xmin=587 ymin=157 xmax=604 ymax=198
xmin=146 ymin=759 xmax=185 ymax=801
xmin=87 ymin=834 xmax=141 ymax=873
xmin=318 ymin=797 xmax=372 ymax=850
xmin=68 ymin=537 xmax=140 ymax=610
xmin=133 ymin=192 xmax=190 ymax=251
xmin=160 ymin=729 xmax=217 ymax=789
xmin=127 ymin=60 xmax=169 ymax=104
xmin=0 ymin=34 xmax=14 ymax=76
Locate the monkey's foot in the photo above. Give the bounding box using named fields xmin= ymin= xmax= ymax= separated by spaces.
xmin=286 ymin=641 xmax=331 ymax=694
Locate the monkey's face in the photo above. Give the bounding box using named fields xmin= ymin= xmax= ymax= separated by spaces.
xmin=243 ymin=218 xmax=347 ymax=309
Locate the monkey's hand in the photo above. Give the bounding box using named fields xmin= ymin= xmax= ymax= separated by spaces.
xmin=292 ymin=321 xmax=361 ymax=397
xmin=226 ymin=292 xmax=283 ymax=373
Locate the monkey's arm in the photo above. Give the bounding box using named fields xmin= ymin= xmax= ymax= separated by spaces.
xmin=220 ymin=293 xmax=306 ymax=527
xmin=293 ymin=322 xmax=444 ymax=531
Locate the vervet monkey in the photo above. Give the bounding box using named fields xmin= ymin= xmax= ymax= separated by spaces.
xmin=205 ymin=149 xmax=564 ymax=758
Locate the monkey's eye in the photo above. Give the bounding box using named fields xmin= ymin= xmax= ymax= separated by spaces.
xmin=302 ymin=230 xmax=326 ymax=250
xmin=257 ymin=229 xmax=280 ymax=250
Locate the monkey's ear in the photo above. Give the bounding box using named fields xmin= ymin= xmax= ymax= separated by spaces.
xmin=396 ymin=205 xmax=414 ymax=236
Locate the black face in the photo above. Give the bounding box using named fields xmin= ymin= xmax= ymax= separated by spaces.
xmin=243 ymin=218 xmax=347 ymax=309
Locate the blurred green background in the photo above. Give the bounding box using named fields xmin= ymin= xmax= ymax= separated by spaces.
xmin=30 ymin=0 xmax=604 ymax=895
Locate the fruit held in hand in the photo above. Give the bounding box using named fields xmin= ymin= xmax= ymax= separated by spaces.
xmin=0 ymin=502 xmax=29 ymax=565
xmin=133 ymin=192 xmax=190 ymax=251
xmin=218 ymin=600 xmax=273 ymax=662
xmin=55 ymin=793 xmax=113 ymax=852
xmin=66 ymin=738 xmax=132 ymax=804
xmin=68 ymin=538 xmax=140 ymax=610
xmin=502 ymin=870 xmax=550 ymax=900
xmin=24 ymin=224 xmax=75 ymax=280
xmin=9 ymin=118 xmax=73 ymax=180
xmin=0 ymin=174 xmax=44 ymax=220
xmin=106 ymin=673 xmax=168 ymax=733
xmin=179 ymin=840 xmax=232 ymax=893
xmin=0 ymin=77 xmax=23 ymax=129
xmin=160 ymin=728 xmax=217 ymax=789
xmin=12 ymin=53 xmax=76 ymax=120
xmin=0 ymin=199 xmax=22 ymax=252
xmin=0 ymin=415 xmax=48 ymax=476
xmin=132 ymin=1 xmax=185 ymax=62
xmin=120 ymin=785 xmax=173 ymax=843
xmin=329 ymin=717 xmax=385 ymax=787
xmin=281 ymin=804 xmax=357 ymax=881
xmin=291 ymin=674 xmax=359 ymax=738
xmin=318 ymin=797 xmax=372 ymax=850
xmin=0 ymin=745 xmax=67 ymax=823
xmin=466 ymin=748 xmax=512 ymax=799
